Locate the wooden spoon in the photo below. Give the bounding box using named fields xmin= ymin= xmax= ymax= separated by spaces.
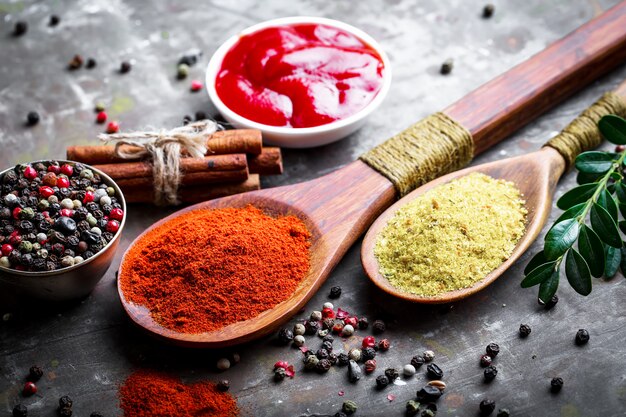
xmin=362 ymin=81 xmax=626 ymax=304
xmin=118 ymin=4 xmax=626 ymax=347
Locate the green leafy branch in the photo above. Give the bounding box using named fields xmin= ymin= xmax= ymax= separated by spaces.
xmin=522 ymin=115 xmax=626 ymax=303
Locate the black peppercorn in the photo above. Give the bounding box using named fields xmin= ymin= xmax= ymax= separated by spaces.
xmin=195 ymin=111 xmax=207 ymax=121
xmin=322 ymin=318 xmax=335 ymax=330
xmin=26 ymin=111 xmax=40 ymax=126
xmin=519 ymin=324 xmax=531 ymax=338
xmin=486 ymin=343 xmax=500 ymax=358
xmin=484 ymin=365 xmax=498 ymax=382
xmin=480 ymin=399 xmax=496 ymax=415
xmin=375 ymin=375 xmax=389 ymax=388
xmin=362 ymin=347 xmax=376 ymax=361
xmin=480 ymin=354 xmax=492 ymax=367
xmin=496 ymin=409 xmax=510 ymax=417
xmin=316 ymin=358 xmax=332 ymax=373
xmin=328 ymin=352 xmax=338 ymax=365
xmin=337 ymin=353 xmax=350 ymax=366
xmin=276 ymin=328 xmax=293 ymax=344
xmin=411 ymin=355 xmax=425 ymax=368
xmin=575 ymin=329 xmax=589 ymax=345
xmin=482 ymin=4 xmax=495 ymax=18
xmin=217 ymin=379 xmax=230 ymax=392
xmin=357 ymin=317 xmax=369 ymax=330
xmin=384 ymin=368 xmax=399 ymax=381
xmin=183 ymin=115 xmax=193 ymax=125
xmin=13 ymin=21 xmax=28 ymax=36
xmin=426 ymin=363 xmax=443 ymax=379
xmin=321 ymin=340 xmax=333 ymax=352
xmin=12 ymin=404 xmax=27 ymax=417
xmin=28 ymin=365 xmax=43 ymax=382
xmin=550 ymin=377 xmax=563 ymax=393
xmin=316 ymin=348 xmax=330 ymax=360
xmin=120 ymin=61 xmax=132 ymax=73
xmin=334 ymin=413 xmax=347 ymax=417
xmin=416 ymin=385 xmax=442 ymax=402
xmin=274 ymin=367 xmax=286 ymax=381
xmin=304 ymin=320 xmax=319 ymax=335
xmin=322 ymin=334 xmax=334 ymax=343
xmin=329 ymin=286 xmax=342 ymax=298
xmin=68 ymin=54 xmax=83 ymax=70
xmin=90 ymin=413 xmax=103 ymax=417
xmin=58 ymin=407 xmax=73 ymax=416
xmin=49 ymin=15 xmax=60 ymax=26
xmin=59 ymin=395 xmax=73 ymax=409
xmin=86 ymin=58 xmax=97 ymax=69
xmin=543 ymin=294 xmax=559 ymax=310
xmin=440 ymin=59 xmax=453 ymax=75
xmin=372 ymin=320 xmax=385 ymax=334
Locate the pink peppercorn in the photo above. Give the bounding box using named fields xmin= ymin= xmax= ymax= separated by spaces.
xmin=39 ymin=186 xmax=55 ymax=198
xmin=96 ymin=111 xmax=107 ymax=124
xmin=60 ymin=208 xmax=74 ymax=218
xmin=12 ymin=207 xmax=22 ymax=220
xmin=274 ymin=361 xmax=289 ymax=370
xmin=378 ymin=339 xmax=391 ymax=351
xmin=106 ymin=220 xmax=120 ymax=233
xmin=344 ymin=317 xmax=358 ymax=327
xmin=109 ymin=208 xmax=124 ymax=221
xmin=47 ymin=164 xmax=61 ymax=174
xmin=23 ymin=381 xmax=37 ymax=396
xmin=362 ymin=336 xmax=376 ymax=349
xmin=322 ymin=307 xmax=335 ymax=319
xmin=83 ymin=190 xmax=95 ymax=203
xmin=1 ymin=244 xmax=13 ymax=256
xmin=106 ymin=121 xmax=120 ymax=134
xmin=57 ymin=177 xmax=70 ymax=188
xmin=190 ymin=80 xmax=203 ymax=92
xmin=23 ymin=166 xmax=37 ymax=180
xmin=60 ymin=164 xmax=73 ymax=176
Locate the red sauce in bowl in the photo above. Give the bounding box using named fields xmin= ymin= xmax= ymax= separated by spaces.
xmin=215 ymin=23 xmax=386 ymax=128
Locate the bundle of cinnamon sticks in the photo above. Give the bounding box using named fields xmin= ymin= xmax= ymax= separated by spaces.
xmin=66 ymin=129 xmax=281 ymax=204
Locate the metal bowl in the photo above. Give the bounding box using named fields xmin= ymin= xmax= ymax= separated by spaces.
xmin=0 ymin=160 xmax=126 ymax=301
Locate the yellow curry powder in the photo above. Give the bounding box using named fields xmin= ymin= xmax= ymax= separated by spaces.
xmin=374 ymin=173 xmax=527 ymax=296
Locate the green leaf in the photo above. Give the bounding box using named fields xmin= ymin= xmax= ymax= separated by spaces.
xmin=616 ymin=182 xmax=626 ymax=203
xmin=556 ymin=183 xmax=598 ymax=210
xmin=619 ymin=220 xmax=626 ymax=234
xmin=551 ymin=204 xmax=586 ymax=231
xmin=620 ymin=247 xmax=626 ymax=278
xmin=578 ymin=225 xmax=604 ymax=278
xmin=611 ymin=172 xmax=623 ymax=181
xmin=565 ymin=249 xmax=592 ymax=296
xmin=605 ymin=245 xmax=621 ymax=278
xmin=524 ymin=251 xmax=548 ymax=275
xmin=598 ymin=114 xmax=626 ymax=145
xmin=544 ymin=219 xmax=580 ymax=260
xmin=538 ymin=267 xmax=560 ymax=304
xmin=574 ymin=151 xmax=614 ymax=174
xmin=576 ymin=171 xmax=602 ymax=185
xmin=590 ymin=203 xmax=622 ymax=248
xmin=521 ymin=261 xmax=557 ymax=288
xmin=597 ymin=188 xmax=618 ymax=221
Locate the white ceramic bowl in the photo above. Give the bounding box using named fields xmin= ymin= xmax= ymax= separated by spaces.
xmin=206 ymin=16 xmax=392 ymax=148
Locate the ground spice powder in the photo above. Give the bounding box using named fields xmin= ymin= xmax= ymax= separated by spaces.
xmin=119 ymin=370 xmax=239 ymax=417
xmin=375 ymin=173 xmax=526 ymax=296
xmin=121 ymin=205 xmax=311 ymax=333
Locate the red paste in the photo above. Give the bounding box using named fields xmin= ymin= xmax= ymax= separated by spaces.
xmin=216 ymin=23 xmax=386 ymax=128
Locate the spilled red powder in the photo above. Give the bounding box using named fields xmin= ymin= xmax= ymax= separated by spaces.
xmin=119 ymin=370 xmax=239 ymax=417
xmin=121 ymin=205 xmax=311 ymax=333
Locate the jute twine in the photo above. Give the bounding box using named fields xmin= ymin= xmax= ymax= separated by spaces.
xmin=98 ymin=120 xmax=219 ymax=206
xmin=359 ymin=112 xmax=473 ymax=196
xmin=544 ymin=92 xmax=626 ymax=170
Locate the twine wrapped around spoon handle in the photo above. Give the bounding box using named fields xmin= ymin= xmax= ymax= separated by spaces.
xmin=544 ymin=92 xmax=626 ymax=169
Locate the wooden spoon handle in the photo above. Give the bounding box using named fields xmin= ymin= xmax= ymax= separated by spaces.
xmin=445 ymin=1 xmax=626 ymax=155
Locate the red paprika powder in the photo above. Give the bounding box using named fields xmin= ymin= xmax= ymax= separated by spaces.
xmin=121 ymin=205 xmax=311 ymax=333
xmin=119 ymin=370 xmax=238 ymax=417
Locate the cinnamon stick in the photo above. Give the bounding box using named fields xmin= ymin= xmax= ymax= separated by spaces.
xmin=122 ymin=175 xmax=261 ymax=204
xmin=67 ymin=129 xmax=262 ymax=164
xmin=116 ymin=169 xmax=248 ymax=188
xmin=93 ymin=154 xmax=248 ymax=180
xmin=248 ymin=147 xmax=283 ymax=175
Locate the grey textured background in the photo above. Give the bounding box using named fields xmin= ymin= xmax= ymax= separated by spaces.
xmin=2 ymin=1 xmax=626 ymax=416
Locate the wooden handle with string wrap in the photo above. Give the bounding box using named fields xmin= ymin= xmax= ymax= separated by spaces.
xmin=360 ymin=2 xmax=626 ymax=196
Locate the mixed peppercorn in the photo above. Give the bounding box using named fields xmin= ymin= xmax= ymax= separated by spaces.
xmin=0 ymin=161 xmax=124 ymax=271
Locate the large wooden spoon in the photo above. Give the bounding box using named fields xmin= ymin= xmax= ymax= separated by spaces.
xmin=118 ymin=4 xmax=626 ymax=347
xmin=362 ymin=80 xmax=626 ymax=304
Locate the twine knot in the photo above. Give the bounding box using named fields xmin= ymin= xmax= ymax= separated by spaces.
xmin=98 ymin=120 xmax=219 ymax=205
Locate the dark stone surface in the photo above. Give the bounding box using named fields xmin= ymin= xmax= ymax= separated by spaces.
xmin=2 ymin=1 xmax=626 ymax=416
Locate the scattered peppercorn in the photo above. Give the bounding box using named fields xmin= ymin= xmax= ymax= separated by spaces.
xmin=426 ymin=363 xmax=443 ymax=380
xmin=216 ymin=357 xmax=231 ymax=370
xmin=550 ymin=377 xmax=563 ymax=393
xmin=106 ymin=121 xmax=119 ymax=134
xmin=375 ymin=374 xmax=389 ymax=388
xmin=96 ymin=111 xmax=107 ymax=124
xmin=482 ymin=4 xmax=495 ymax=18
xmin=364 ymin=359 xmax=377 ymax=373
xmin=378 ymin=339 xmax=390 ymax=351
xmin=49 ymin=15 xmax=60 ymax=26
xmin=416 ymin=385 xmax=442 ymax=402
xmin=12 ymin=404 xmax=27 ymax=417
xmin=316 ymin=358 xmax=332 ymax=373
xmin=13 ymin=21 xmax=28 ymax=36
xmin=484 ymin=365 xmax=498 ymax=382
xmin=177 ymin=63 xmax=189 ymax=79
xmin=190 ymin=80 xmax=203 ymax=92
xmin=274 ymin=367 xmax=286 ymax=381
xmin=357 ymin=317 xmax=368 ymax=329
xmin=423 ymin=350 xmax=435 ymax=362
xmin=496 ymin=409 xmax=510 ymax=417
xmin=342 ymin=400 xmax=357 ymax=415
xmin=406 ymin=400 xmax=420 ymax=415
xmin=217 ymin=379 xmax=230 ymax=392
xmin=304 ymin=355 xmax=320 ymax=370
xmin=337 ymin=353 xmax=350 ymax=366
xmin=94 ymin=103 xmax=106 ymax=112
xmin=575 ymin=329 xmax=590 ymax=345
xmin=68 ymin=55 xmax=83 ymax=70
xmin=480 ymin=399 xmax=496 ymax=416
xmin=421 ymin=410 xmax=435 ymax=417
xmin=28 ymin=365 xmax=43 ymax=381
xmin=440 ymin=59 xmax=453 ymax=75
xmin=90 ymin=413 xmax=103 ymax=417
xmin=519 ymin=324 xmax=531 ymax=338
xmin=119 ymin=61 xmax=132 ymax=73
xmin=334 ymin=413 xmax=347 ymax=417
xmin=58 ymin=407 xmax=72 ymax=416
xmin=542 ymin=294 xmax=559 ymax=310
xmin=362 ymin=347 xmax=377 ymax=361
xmin=403 ymin=364 xmax=417 ymax=376
xmin=195 ymin=111 xmax=207 ymax=121
xmin=86 ymin=58 xmax=97 ymax=69
xmin=22 ymin=381 xmax=37 ymax=396
xmin=26 ymin=111 xmax=40 ymax=126
xmin=372 ymin=319 xmax=386 ymax=334
xmin=182 ymin=115 xmax=193 ymax=125
xmin=329 ymin=286 xmax=342 ymax=298
xmin=58 ymin=395 xmax=73 ymax=409
xmin=292 ymin=335 xmax=305 ymax=347
xmin=411 ymin=355 xmax=426 ymax=368
xmin=293 ymin=323 xmax=305 ymax=335
xmin=348 ymin=360 xmax=362 ymax=382
xmin=486 ymin=343 xmax=500 ymax=358
xmin=277 ymin=328 xmax=294 ymax=344
xmin=385 ymin=367 xmax=399 ymax=381
xmin=616 ymin=145 xmax=626 ymax=153
xmin=480 ymin=354 xmax=492 ymax=367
